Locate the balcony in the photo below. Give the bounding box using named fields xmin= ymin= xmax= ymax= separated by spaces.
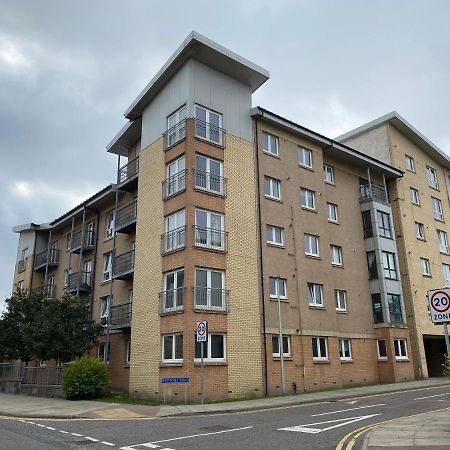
xmin=17 ymin=259 xmax=26 ymax=273
xmin=161 ymin=226 xmax=186 ymax=255
xmin=70 ymin=229 xmax=95 ymax=254
xmin=116 ymin=201 xmax=137 ymax=234
xmin=117 ymin=157 xmax=139 ymax=192
xmin=194 ymin=287 xmax=229 ymax=313
xmin=108 ymin=302 xmax=132 ymax=330
xmin=159 ymin=288 xmax=185 ymax=315
xmin=34 ymin=249 xmax=60 ymax=271
xmin=163 ymin=119 xmax=186 ymax=150
xmin=66 ymin=272 xmax=92 ymax=294
xmin=162 ymin=170 xmax=186 ymax=200
xmin=193 ymin=226 xmax=228 ymax=252
xmin=113 ymin=250 xmax=135 ymax=280
xmin=194 ymin=118 xmax=226 ymax=147
xmin=360 ymin=183 xmax=388 ymax=204
xmin=193 ymin=169 xmax=227 ymax=197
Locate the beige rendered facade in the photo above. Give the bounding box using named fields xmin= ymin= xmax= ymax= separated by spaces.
xmin=11 ymin=32 xmax=424 ymax=402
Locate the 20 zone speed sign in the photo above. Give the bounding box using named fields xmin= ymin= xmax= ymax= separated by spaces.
xmin=428 ymin=289 xmax=450 ymax=324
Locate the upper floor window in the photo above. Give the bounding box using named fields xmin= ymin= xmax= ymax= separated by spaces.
xmin=367 ymin=251 xmax=378 ymax=280
xmin=405 ymin=155 xmax=415 ymax=172
xmin=164 ymin=155 xmax=185 ymax=198
xmin=437 ymin=230 xmax=449 ymax=254
xmin=421 ymin=257 xmax=431 ymax=276
xmin=267 ymin=225 xmax=284 ymax=247
xmin=377 ymin=211 xmax=392 ymax=238
xmin=372 ymin=293 xmax=383 ymax=323
xmin=443 ymin=264 xmax=450 ymax=287
xmin=387 ymin=293 xmax=403 ymax=324
xmin=335 ymin=290 xmax=347 ymax=312
xmin=304 ymin=233 xmax=319 ymax=257
xmin=195 ymin=209 xmax=225 ymax=251
xmin=167 ymin=105 xmax=187 ymax=147
xmin=330 ymin=245 xmax=343 ymax=266
xmin=298 ymin=147 xmax=313 ymax=169
xmin=308 ymin=283 xmax=323 ymax=307
xmin=102 ymin=253 xmax=112 ymax=282
xmin=269 ymin=277 xmax=287 ymax=300
xmin=327 ymin=203 xmax=338 ymax=223
xmin=263 ymin=132 xmax=279 ymax=156
xmin=195 ymin=268 xmax=226 ymax=312
xmin=100 ymin=295 xmax=111 ymax=320
xmin=272 ymin=335 xmax=291 ymax=358
xmin=415 ymin=222 xmax=425 ymax=240
xmin=432 ymin=197 xmax=444 ymax=221
xmin=105 ymin=210 xmax=114 ymax=239
xmin=323 ymin=164 xmax=335 ymax=184
xmin=300 ymin=188 xmax=315 ymax=210
xmin=382 ymin=251 xmax=397 ymax=279
xmin=17 ymin=280 xmax=24 ymax=292
xmin=427 ymin=166 xmax=439 ymax=189
xmin=264 ymin=176 xmax=281 ymax=200
xmin=410 ymin=187 xmax=420 ymax=205
xmin=163 ymin=269 xmax=184 ymax=313
xmin=361 ymin=210 xmax=373 ymax=238
xmin=195 ymin=154 xmax=224 ymax=195
xmin=164 ymin=210 xmax=185 ymax=253
xmin=195 ymin=105 xmax=223 ymax=145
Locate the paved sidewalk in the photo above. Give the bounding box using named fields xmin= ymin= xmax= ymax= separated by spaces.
xmin=0 ymin=378 xmax=447 ymax=419
xmin=363 ymin=407 xmax=450 ymax=449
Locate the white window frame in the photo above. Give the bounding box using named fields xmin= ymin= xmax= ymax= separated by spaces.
xmin=304 ymin=233 xmax=320 ymax=257
xmin=405 ymin=155 xmax=415 ymax=172
xmin=327 ymin=202 xmax=338 ymax=223
xmin=264 ymin=176 xmax=281 ymax=200
xmin=308 ymin=283 xmax=323 ymax=307
xmin=377 ymin=339 xmax=388 ymax=360
xmin=83 ymin=260 xmax=92 ymax=286
xmin=335 ymin=290 xmax=347 ymax=312
xmin=98 ymin=342 xmax=110 ymax=364
xmin=165 ymin=155 xmax=186 ymax=198
xmin=194 ymin=268 xmax=225 ymax=311
xmin=100 ymin=295 xmax=111 ymax=320
xmin=437 ymin=230 xmax=449 ymax=254
xmin=432 ymin=197 xmax=444 ymax=221
xmin=194 ymin=333 xmax=226 ymax=362
xmin=324 ymin=164 xmax=335 ymax=184
xmin=105 ymin=210 xmax=115 ymax=239
xmin=102 ymin=252 xmax=112 ymax=282
xmin=162 ymin=333 xmax=183 ymax=363
xmin=272 ymin=335 xmax=291 ymax=358
xmin=420 ymin=258 xmax=431 ymax=276
xmin=330 ymin=245 xmax=343 ymax=266
xmin=339 ymin=338 xmax=352 ymax=361
xmin=195 ymin=208 xmax=225 ymax=251
xmin=167 ymin=105 xmax=187 ymax=147
xmin=427 ymin=166 xmax=439 ymax=189
xmin=194 ymin=104 xmax=223 ymax=145
xmin=163 ymin=269 xmax=184 ymax=313
xmin=394 ymin=339 xmax=408 ymax=360
xmin=194 ymin=154 xmax=223 ymax=195
xmin=267 ymin=225 xmax=284 ymax=246
xmin=410 ymin=188 xmax=420 ymax=205
xmin=300 ymin=187 xmax=315 ymax=210
xmin=298 ymin=147 xmax=313 ymax=169
xmin=164 ymin=209 xmax=185 ymax=253
xmin=415 ymin=222 xmax=425 ymax=240
xmin=64 ymin=268 xmax=71 ymax=288
xmin=312 ymin=336 xmax=328 ymax=361
xmin=263 ymin=132 xmax=279 ymax=156
xmin=443 ymin=264 xmax=450 ymax=288
xmin=269 ymin=277 xmax=287 ymax=300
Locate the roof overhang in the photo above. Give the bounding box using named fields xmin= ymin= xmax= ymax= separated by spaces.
xmin=107 ymin=117 xmax=142 ymax=156
xmin=336 ymin=111 xmax=450 ymax=170
xmin=12 ymin=223 xmax=51 ymax=233
xmin=125 ymin=31 xmax=270 ymax=121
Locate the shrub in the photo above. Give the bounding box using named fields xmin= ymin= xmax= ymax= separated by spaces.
xmin=62 ymin=356 xmax=109 ymax=400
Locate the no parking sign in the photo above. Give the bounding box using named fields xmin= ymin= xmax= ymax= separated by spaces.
xmin=427 ymin=289 xmax=450 ymax=324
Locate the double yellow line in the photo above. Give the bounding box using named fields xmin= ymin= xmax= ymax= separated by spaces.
xmin=335 ymin=407 xmax=450 ymax=450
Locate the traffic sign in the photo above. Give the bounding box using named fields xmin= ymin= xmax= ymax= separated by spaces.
xmin=428 ymin=289 xmax=450 ymax=324
xmin=196 ymin=320 xmax=208 ymax=342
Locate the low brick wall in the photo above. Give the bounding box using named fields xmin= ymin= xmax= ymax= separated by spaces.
xmin=0 ymin=380 xmax=64 ymax=398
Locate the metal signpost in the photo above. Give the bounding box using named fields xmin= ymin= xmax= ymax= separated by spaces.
xmin=427 ymin=288 xmax=450 ymax=354
xmin=196 ymin=320 xmax=208 ymax=404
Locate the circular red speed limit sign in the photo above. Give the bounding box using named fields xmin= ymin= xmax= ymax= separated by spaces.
xmin=430 ymin=290 xmax=450 ymax=313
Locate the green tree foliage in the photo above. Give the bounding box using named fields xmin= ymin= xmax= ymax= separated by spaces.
xmin=62 ymin=356 xmax=109 ymax=400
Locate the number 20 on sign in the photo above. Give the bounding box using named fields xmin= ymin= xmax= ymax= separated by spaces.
xmin=428 ymin=289 xmax=450 ymax=324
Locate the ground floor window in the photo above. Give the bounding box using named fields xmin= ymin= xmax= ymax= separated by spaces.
xmin=377 ymin=340 xmax=387 ymax=359
xmin=394 ymin=339 xmax=408 ymax=360
xmin=98 ymin=343 xmax=110 ymax=364
xmin=195 ymin=334 xmax=226 ymax=362
xmin=339 ymin=338 xmax=352 ymax=360
xmin=272 ymin=335 xmax=291 ymax=357
xmin=312 ymin=336 xmax=328 ymax=361
xmin=162 ymin=334 xmax=183 ymax=363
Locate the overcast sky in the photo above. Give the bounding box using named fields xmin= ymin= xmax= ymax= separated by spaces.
xmin=1 ymin=0 xmax=450 ymax=310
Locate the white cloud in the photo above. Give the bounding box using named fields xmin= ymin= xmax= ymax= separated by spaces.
xmin=0 ymin=36 xmax=33 ymax=70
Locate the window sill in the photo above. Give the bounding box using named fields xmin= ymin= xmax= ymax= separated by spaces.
xmin=305 ymin=254 xmax=321 ymax=260
xmin=194 ymin=187 xmax=225 ymax=198
xmin=309 ymin=304 xmax=325 ymax=310
xmin=101 ymin=280 xmax=112 ymax=286
xmin=269 ymin=297 xmax=289 ymax=302
xmin=263 ymin=150 xmax=279 ymax=159
xmin=422 ymin=274 xmax=432 ymax=278
xmin=325 ymin=181 xmax=335 ymax=186
xmin=336 ymin=309 xmax=348 ymax=314
xmin=164 ymin=188 xmax=186 ymax=201
xmin=298 ymin=164 xmax=314 ymax=172
xmin=417 ymin=238 xmax=426 ymax=242
xmin=434 ymin=218 xmax=445 ymax=223
xmin=377 ymin=357 xmax=388 ymax=362
xmin=265 ymin=195 xmax=282 ymax=203
xmin=194 ymin=361 xmax=227 ymax=366
xmin=160 ymin=362 xmax=183 ymax=368
xmin=395 ymin=357 xmax=409 ymax=362
xmin=273 ymin=356 xmax=292 ymax=361
xmin=124 ymin=364 xmax=130 ymax=368
xmin=328 ymin=220 xmax=339 ymax=225
xmin=301 ymin=206 xmax=317 ymax=213
xmin=340 ymin=359 xmax=353 ymax=363
xmin=104 ymin=236 xmax=114 ymax=243
xmin=331 ymin=263 xmax=344 ymax=268
xmin=411 ymin=203 xmax=421 ymax=207
xmin=267 ymin=243 xmax=285 ymax=249
xmin=313 ymin=359 xmax=330 ymax=364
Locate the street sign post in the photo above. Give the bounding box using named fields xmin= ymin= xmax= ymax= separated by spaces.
xmin=160 ymin=377 xmax=190 ymax=404
xmin=427 ymin=288 xmax=450 ymax=355
xmin=196 ymin=320 xmax=208 ymax=404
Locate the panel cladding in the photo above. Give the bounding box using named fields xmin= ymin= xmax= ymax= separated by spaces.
xmin=129 ymin=137 xmax=164 ymax=398
xmin=224 ymin=134 xmax=263 ymax=397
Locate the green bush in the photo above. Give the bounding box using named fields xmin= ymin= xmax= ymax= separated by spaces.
xmin=62 ymin=356 xmax=109 ymax=400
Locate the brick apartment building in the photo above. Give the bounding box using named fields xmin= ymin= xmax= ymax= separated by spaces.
xmin=14 ymin=31 xmax=444 ymax=402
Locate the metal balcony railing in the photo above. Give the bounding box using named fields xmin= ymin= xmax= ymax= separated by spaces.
xmin=34 ymin=248 xmax=60 ymax=270
xmin=67 ymin=271 xmax=92 ymax=293
xmin=109 ymin=302 xmax=132 ymax=328
xmin=162 ymin=170 xmax=186 ymax=199
xmin=116 ymin=201 xmax=137 ymax=233
xmin=193 ymin=169 xmax=227 ymax=196
xmin=360 ymin=183 xmax=388 ymax=204
xmin=17 ymin=259 xmax=26 ymax=273
xmin=113 ymin=250 xmax=135 ymax=280
xmin=22 ymin=366 xmax=64 ymax=386
xmin=193 ymin=226 xmax=228 ymax=252
xmin=194 ymin=118 xmax=226 ymax=147
xmin=194 ymin=287 xmax=229 ymax=312
xmin=163 ymin=119 xmax=186 ymax=150
xmin=117 ymin=157 xmax=139 ymax=190
xmin=70 ymin=229 xmax=95 ymax=253
xmin=159 ymin=288 xmax=185 ymax=314
xmin=161 ymin=226 xmax=186 ymax=254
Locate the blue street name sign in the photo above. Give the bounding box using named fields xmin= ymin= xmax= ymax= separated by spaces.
xmin=161 ymin=377 xmax=190 ymax=384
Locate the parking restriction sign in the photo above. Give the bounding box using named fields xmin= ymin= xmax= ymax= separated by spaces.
xmin=428 ymin=289 xmax=450 ymax=324
xmin=196 ymin=320 xmax=208 ymax=342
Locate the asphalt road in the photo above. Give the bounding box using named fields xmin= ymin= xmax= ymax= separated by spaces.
xmin=1 ymin=385 xmax=449 ymax=450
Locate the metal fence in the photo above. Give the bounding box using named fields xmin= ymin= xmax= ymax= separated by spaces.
xmin=0 ymin=363 xmax=64 ymax=386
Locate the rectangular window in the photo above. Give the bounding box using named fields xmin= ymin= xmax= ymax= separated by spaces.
xmin=339 ymin=338 xmax=352 ymax=360
xmin=405 ymin=155 xmax=415 ymax=172
xmin=307 ymin=283 xmax=323 ymax=307
xmin=304 ymin=233 xmax=320 ymax=257
xmin=327 ymin=203 xmax=338 ymax=223
xmin=167 ymin=105 xmax=187 ymax=147
xmin=195 ymin=209 xmax=225 ymax=251
xmin=195 ymin=154 xmax=223 ymax=195
xmin=126 ymin=340 xmax=131 ymax=365
xmin=335 ymin=290 xmax=347 ymax=311
xmin=382 ymin=251 xmax=397 ymax=279
xmin=195 ymin=105 xmax=223 ymax=145
xmin=83 ymin=260 xmax=92 ymax=286
xmin=165 ymin=155 xmax=186 ymax=198
xmin=372 ymin=293 xmax=384 ymax=323
xmin=102 ymin=252 xmax=112 ymax=282
xmin=415 ymin=222 xmax=425 ymax=240
xmin=300 ymin=188 xmax=315 ymax=210
xmin=427 ymin=166 xmax=439 ymax=189
xmin=162 ymin=334 xmax=183 ymax=363
xmin=262 ymin=132 xmax=279 ymax=156
xmin=437 ymin=230 xmax=449 ymax=254
xmin=164 ymin=210 xmax=185 ymax=253
xmin=195 ymin=268 xmax=225 ymax=311
xmin=98 ymin=343 xmax=110 ymax=364
xmin=394 ymin=339 xmax=408 ymax=360
xmin=105 ymin=210 xmax=114 ymax=239
xmin=367 ymin=251 xmax=378 ymax=280
xmin=267 ymin=225 xmax=284 ymax=246
xmin=64 ymin=268 xmax=71 ymax=288
xmin=361 ymin=210 xmax=373 ymax=238
xmin=324 ymin=164 xmax=335 ymax=184
xmin=298 ymin=147 xmax=313 ymax=168
xmin=195 ymin=334 xmax=226 ymax=361
xmin=312 ymin=337 xmax=328 ymax=360
xmin=66 ymin=234 xmax=71 ymax=251
xmin=443 ymin=264 xmax=450 ymax=287
xmin=100 ymin=296 xmax=111 ymax=319
xmin=377 ymin=340 xmax=388 ymax=359
xmin=387 ymin=293 xmax=403 ymax=324
xmin=432 ymin=197 xmax=444 ymax=221
xmin=330 ymin=245 xmax=343 ymax=266
xmin=410 ymin=188 xmax=420 ymax=205
xmin=377 ymin=211 xmax=392 ymax=238
xmin=162 ymin=269 xmax=184 ymax=312
xmin=272 ymin=335 xmax=291 ymax=357
xmin=17 ymin=280 xmax=24 ymax=291
xmin=269 ymin=277 xmax=287 ymax=299
xmin=264 ymin=176 xmax=281 ymax=200
xmin=420 ymin=258 xmax=431 ymax=276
